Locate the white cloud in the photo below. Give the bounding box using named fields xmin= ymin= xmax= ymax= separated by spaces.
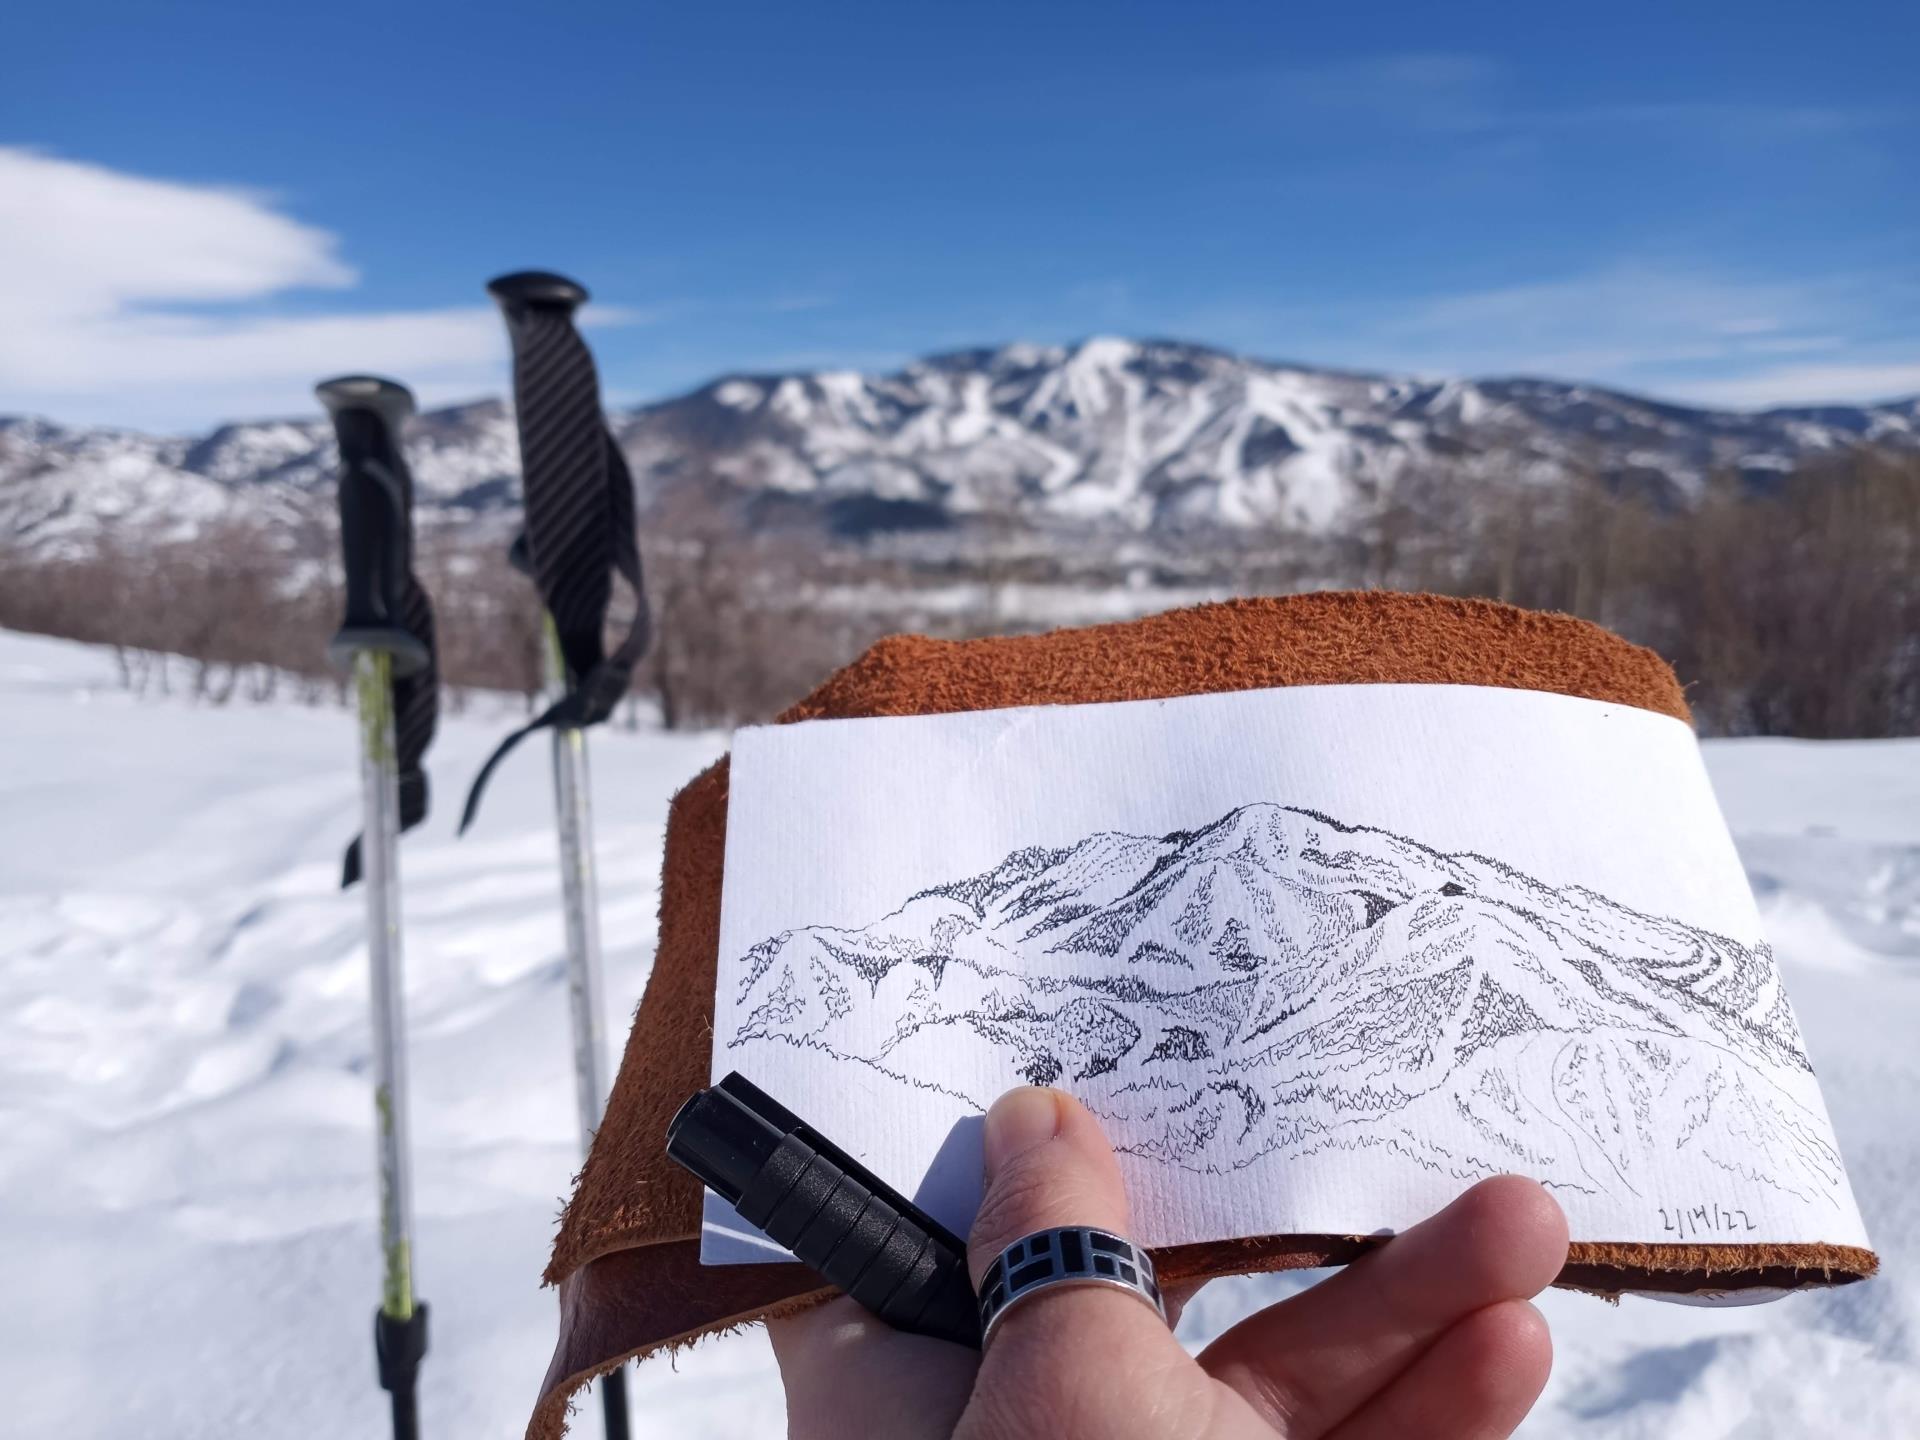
xmin=1379 ymin=265 xmax=1832 ymax=368
xmin=1371 ymin=265 xmax=1920 ymax=405
xmin=1182 ymin=263 xmax=1915 ymax=408
xmin=1660 ymin=361 xmax=1920 ymax=409
xmin=1266 ymin=54 xmax=1501 ymax=134
xmin=1538 ymin=99 xmax=1898 ymax=143
xmin=1262 ymin=53 xmax=1901 ymax=149
xmin=20 ymin=302 xmax=504 ymax=396
xmin=0 ymin=148 xmax=355 ymax=319
xmin=0 ymin=149 xmax=642 ymax=430
xmin=765 ymin=294 xmax=836 ymax=314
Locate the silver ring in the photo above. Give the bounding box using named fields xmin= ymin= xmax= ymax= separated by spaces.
xmin=977 ymin=1226 xmax=1167 ymax=1344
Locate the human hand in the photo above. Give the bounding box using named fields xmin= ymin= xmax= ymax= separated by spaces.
xmin=771 ymin=1086 xmax=1568 ymax=1440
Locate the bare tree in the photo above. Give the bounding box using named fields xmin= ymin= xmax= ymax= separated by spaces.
xmin=3 ymin=446 xmax=1916 ymax=739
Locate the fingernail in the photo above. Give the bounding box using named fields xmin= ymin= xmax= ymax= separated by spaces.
xmin=984 ymin=1087 xmax=1063 ymax=1178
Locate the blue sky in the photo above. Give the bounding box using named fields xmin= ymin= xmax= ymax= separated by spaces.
xmin=5 ymin=0 xmax=1917 ymax=429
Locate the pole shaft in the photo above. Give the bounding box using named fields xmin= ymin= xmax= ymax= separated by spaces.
xmin=390 ymin=1388 xmax=420 ymax=1440
xmin=355 ymin=649 xmax=419 ymax=1319
xmin=542 ymin=623 xmax=628 ymax=1440
xmin=545 ymin=621 xmax=611 ymax=1149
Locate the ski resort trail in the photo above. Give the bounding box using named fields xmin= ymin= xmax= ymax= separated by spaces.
xmin=1 ymin=628 xmax=1915 ymax=1437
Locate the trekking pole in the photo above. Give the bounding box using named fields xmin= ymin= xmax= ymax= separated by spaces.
xmin=543 ymin=613 xmax=616 ymax=1166
xmin=320 ymin=375 xmax=436 ymax=1440
xmin=461 ymin=272 xmax=650 ymax=1440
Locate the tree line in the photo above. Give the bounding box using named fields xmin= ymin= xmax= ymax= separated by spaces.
xmin=1350 ymin=445 xmax=1920 ymax=736
xmin=1 ymin=445 xmax=1915 ymax=738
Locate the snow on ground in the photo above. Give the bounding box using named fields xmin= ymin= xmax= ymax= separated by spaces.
xmin=1 ymin=627 xmax=1914 ymax=1438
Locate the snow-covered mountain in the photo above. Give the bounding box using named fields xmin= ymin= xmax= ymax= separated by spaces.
xmin=6 ymin=339 xmax=1918 ymax=556
xmin=0 ymin=400 xmax=523 ymax=556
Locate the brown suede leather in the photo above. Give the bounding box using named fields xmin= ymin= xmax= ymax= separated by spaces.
xmin=526 ymin=591 xmax=1877 ymax=1440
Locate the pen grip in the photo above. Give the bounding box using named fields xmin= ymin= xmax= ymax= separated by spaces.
xmin=738 ymin=1134 xmax=981 ymax=1348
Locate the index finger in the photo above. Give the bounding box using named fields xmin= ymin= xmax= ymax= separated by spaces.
xmin=1197 ymin=1175 xmax=1568 ymax=1438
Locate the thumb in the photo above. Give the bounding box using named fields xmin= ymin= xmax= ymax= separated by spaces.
xmin=964 ymin=1089 xmax=1190 ymax=1405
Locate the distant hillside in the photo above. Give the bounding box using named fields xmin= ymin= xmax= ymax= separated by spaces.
xmin=5 ymin=338 xmax=1916 ymax=557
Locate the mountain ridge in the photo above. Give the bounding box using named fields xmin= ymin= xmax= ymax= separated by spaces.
xmin=6 ymin=337 xmax=1918 ymax=558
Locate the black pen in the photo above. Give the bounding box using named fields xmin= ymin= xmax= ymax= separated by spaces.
xmin=666 ymin=1071 xmax=983 ymax=1349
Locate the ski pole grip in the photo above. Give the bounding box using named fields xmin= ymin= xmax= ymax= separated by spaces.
xmin=487 ymin=269 xmax=589 ymax=322
xmin=667 ymin=1073 xmax=983 ymax=1350
xmin=318 ymin=375 xmax=428 ymax=675
xmin=483 ymin=273 xmax=588 ymax=580
xmin=318 ymin=373 xmax=415 ymax=439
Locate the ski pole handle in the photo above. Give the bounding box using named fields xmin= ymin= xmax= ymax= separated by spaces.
xmin=487 ymin=268 xmax=589 ymax=324
xmin=482 ymin=268 xmax=594 ymax=655
xmin=485 ymin=275 xmax=583 ymax=584
xmin=318 ymin=375 xmax=429 ymax=675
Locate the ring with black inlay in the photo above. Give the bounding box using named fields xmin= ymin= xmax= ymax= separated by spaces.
xmin=977 ymin=1226 xmax=1167 ymax=1345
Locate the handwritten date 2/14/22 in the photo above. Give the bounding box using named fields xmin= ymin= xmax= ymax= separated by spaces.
xmin=1660 ymin=1202 xmax=1762 ymax=1239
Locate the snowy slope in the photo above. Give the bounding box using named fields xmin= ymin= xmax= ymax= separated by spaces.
xmin=6 ymin=341 xmax=1918 ymax=556
xmin=1 ymin=629 xmax=1915 ymax=1437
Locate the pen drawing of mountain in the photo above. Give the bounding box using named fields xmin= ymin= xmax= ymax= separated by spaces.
xmin=726 ymin=803 xmax=1846 ymax=1211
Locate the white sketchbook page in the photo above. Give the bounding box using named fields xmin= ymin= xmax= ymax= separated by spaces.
xmin=702 ymin=683 xmax=1870 ymax=1265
